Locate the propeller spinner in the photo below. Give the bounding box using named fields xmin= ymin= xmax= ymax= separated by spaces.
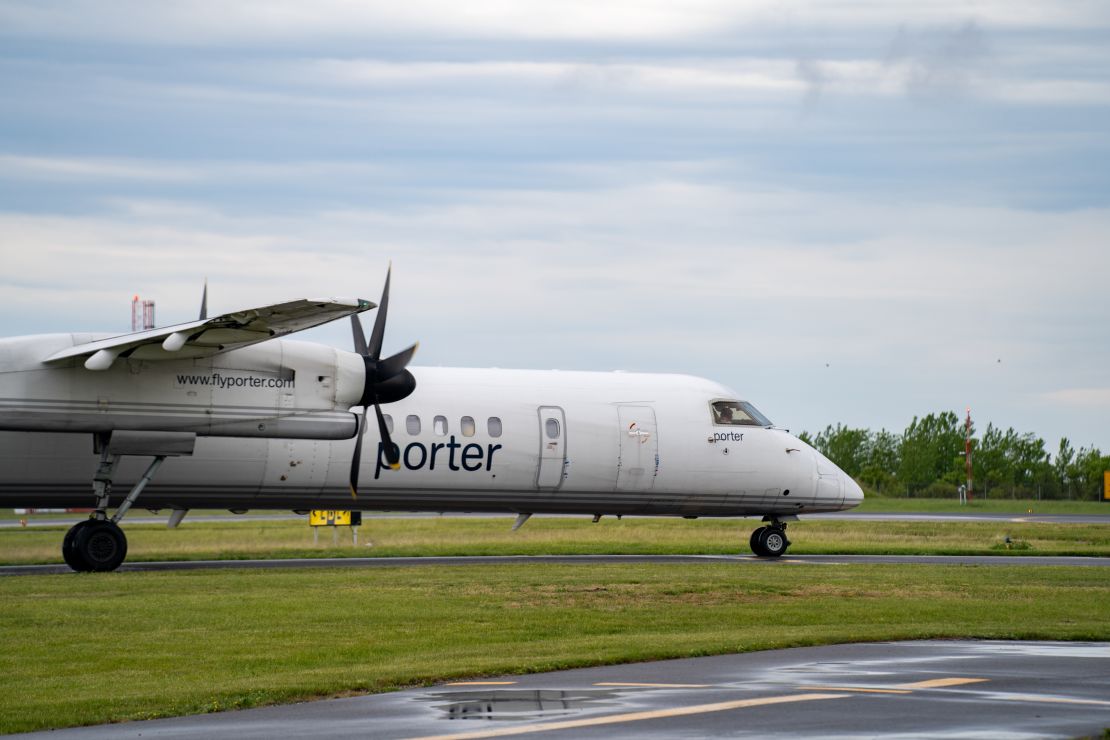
xmin=349 ymin=267 xmax=418 ymax=498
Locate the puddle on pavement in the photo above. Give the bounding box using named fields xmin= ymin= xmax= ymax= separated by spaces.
xmin=961 ymin=642 xmax=1110 ymax=659
xmin=425 ymin=689 xmax=620 ymax=721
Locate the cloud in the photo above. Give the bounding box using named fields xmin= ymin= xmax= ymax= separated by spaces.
xmin=882 ymin=21 xmax=989 ymax=100
xmin=795 ymin=57 xmax=826 ymax=110
xmin=1 ymin=1 xmax=1107 ymax=46
xmin=988 ymin=80 xmax=1110 ymax=105
xmin=3 ymin=178 xmax=1106 ymax=335
xmin=0 ymin=155 xmax=386 ymax=185
xmin=0 ymin=155 xmax=202 ymax=182
xmin=1041 ymin=389 xmax=1110 ymax=408
xmin=255 ymin=58 xmax=811 ymax=101
xmin=0 ymin=0 xmax=743 ymax=45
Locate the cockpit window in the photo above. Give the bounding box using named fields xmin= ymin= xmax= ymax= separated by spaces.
xmin=711 ymin=400 xmax=772 ymax=427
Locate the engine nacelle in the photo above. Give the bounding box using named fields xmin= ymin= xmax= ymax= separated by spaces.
xmin=0 ymin=335 xmax=360 ymax=440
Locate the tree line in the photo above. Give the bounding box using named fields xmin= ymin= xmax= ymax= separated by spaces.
xmin=798 ymin=411 xmax=1110 ymax=500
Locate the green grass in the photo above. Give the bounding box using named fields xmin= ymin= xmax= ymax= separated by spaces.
xmin=2 ymin=516 xmax=1109 ymax=565
xmin=1 ymin=563 xmax=1107 ymax=734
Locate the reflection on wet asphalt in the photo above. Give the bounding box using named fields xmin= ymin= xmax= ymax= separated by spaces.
xmin=429 ymin=689 xmax=620 ymax=721
xmin=17 ymin=641 xmax=1110 ymax=740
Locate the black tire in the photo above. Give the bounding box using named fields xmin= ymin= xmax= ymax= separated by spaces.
xmin=749 ymin=528 xmax=767 ymax=556
xmin=62 ymin=520 xmax=94 ymax=572
xmin=756 ymin=526 xmax=789 ymax=558
xmin=73 ymin=520 xmax=128 ymax=572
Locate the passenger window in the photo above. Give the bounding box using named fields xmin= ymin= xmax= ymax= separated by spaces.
xmin=434 ymin=415 xmax=448 ymax=436
xmin=383 ymin=413 xmax=394 ymax=435
xmin=487 ymin=417 xmax=503 ymax=438
xmin=545 ymin=418 xmax=561 ymax=439
xmin=406 ymin=415 xmax=421 ymax=435
xmin=460 ymin=416 xmax=475 ymax=437
xmin=711 ymin=400 xmax=772 ymax=427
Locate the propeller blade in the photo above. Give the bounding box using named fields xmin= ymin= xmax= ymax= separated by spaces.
xmin=349 ymin=406 xmax=368 ymax=498
xmin=351 ymin=315 xmax=368 ymax=357
xmin=375 ymin=403 xmax=400 ymax=470
xmin=367 ymin=265 xmax=391 ymax=361
xmin=376 ymin=342 xmax=419 ymax=381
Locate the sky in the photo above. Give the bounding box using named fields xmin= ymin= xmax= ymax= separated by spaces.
xmin=1 ymin=1 xmax=1108 ymax=452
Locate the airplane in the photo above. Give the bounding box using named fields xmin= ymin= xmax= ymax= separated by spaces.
xmin=0 ymin=269 xmax=863 ymax=571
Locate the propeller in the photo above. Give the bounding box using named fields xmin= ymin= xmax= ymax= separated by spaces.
xmin=349 ymin=266 xmax=418 ymax=498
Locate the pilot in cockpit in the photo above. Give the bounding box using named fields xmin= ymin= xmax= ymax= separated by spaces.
xmin=712 ymin=400 xmax=772 ymax=427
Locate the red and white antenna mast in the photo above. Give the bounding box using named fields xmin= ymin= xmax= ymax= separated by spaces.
xmin=131 ymin=295 xmax=156 ymax=331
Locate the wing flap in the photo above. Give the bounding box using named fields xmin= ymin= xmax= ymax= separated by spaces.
xmin=46 ymin=297 xmax=373 ymax=370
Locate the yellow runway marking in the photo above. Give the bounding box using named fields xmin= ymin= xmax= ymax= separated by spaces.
xmin=405 ymin=692 xmax=848 ymax=740
xmin=898 ymin=677 xmax=989 ymax=689
xmin=799 ymin=685 xmax=913 ymax=694
xmin=593 ymin=682 xmax=710 ymax=688
xmin=444 ymin=681 xmax=517 ymax=686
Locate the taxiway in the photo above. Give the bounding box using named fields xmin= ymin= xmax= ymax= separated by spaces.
xmin=3 ymin=552 xmax=1109 ymax=576
xmin=16 ymin=640 xmax=1110 ymax=739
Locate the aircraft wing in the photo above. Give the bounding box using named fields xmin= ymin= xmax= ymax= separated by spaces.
xmin=45 ymin=297 xmax=374 ymax=370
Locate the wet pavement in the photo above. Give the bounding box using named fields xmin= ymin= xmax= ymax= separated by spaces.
xmin=16 ymin=641 xmax=1110 ymax=739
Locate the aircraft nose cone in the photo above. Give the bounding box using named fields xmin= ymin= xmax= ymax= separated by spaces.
xmin=843 ymin=475 xmax=864 ymax=508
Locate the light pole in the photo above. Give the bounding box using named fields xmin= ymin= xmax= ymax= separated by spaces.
xmin=965 ymin=407 xmax=973 ymax=503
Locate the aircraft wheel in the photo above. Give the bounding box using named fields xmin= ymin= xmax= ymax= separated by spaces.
xmin=73 ymin=520 xmax=128 ymax=572
xmin=62 ymin=520 xmax=95 ymax=572
xmin=749 ymin=528 xmax=767 ymax=556
xmin=756 ymin=526 xmax=789 ymax=558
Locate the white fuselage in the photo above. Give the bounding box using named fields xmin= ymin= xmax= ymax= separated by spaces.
xmin=0 ymin=335 xmax=862 ymax=516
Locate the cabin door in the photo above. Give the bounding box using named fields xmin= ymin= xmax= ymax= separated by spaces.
xmin=535 ymin=406 xmax=567 ymax=489
xmin=616 ymin=405 xmax=658 ymax=491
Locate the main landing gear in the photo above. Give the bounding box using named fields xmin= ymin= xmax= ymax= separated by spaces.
xmin=63 ymin=431 xmax=192 ymax=573
xmin=749 ymin=520 xmax=790 ymax=557
xmin=63 ymin=519 xmax=128 ymax=572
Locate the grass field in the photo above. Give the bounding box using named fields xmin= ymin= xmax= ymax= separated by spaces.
xmin=2 ymin=562 xmax=1108 ymax=734
xmin=2 ymin=515 xmax=1109 ymax=565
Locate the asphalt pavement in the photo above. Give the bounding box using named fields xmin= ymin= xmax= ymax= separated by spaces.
xmin=3 ymin=552 xmax=1109 ymax=576
xmin=16 ymin=640 xmax=1110 ymax=739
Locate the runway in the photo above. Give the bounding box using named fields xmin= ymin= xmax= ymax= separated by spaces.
xmin=18 ymin=640 xmax=1110 ymax=739
xmin=3 ymin=552 xmax=1109 ymax=576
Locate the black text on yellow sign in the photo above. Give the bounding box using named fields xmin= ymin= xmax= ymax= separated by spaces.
xmin=1103 ymin=471 xmax=1110 ymax=501
xmin=309 ymin=510 xmax=362 ymax=526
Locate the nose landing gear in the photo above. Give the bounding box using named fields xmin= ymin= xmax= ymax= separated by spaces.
xmin=749 ymin=521 xmax=790 ymax=557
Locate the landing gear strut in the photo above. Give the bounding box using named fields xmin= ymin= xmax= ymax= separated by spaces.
xmin=63 ymin=431 xmax=192 ymax=572
xmin=749 ymin=520 xmax=790 ymax=557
